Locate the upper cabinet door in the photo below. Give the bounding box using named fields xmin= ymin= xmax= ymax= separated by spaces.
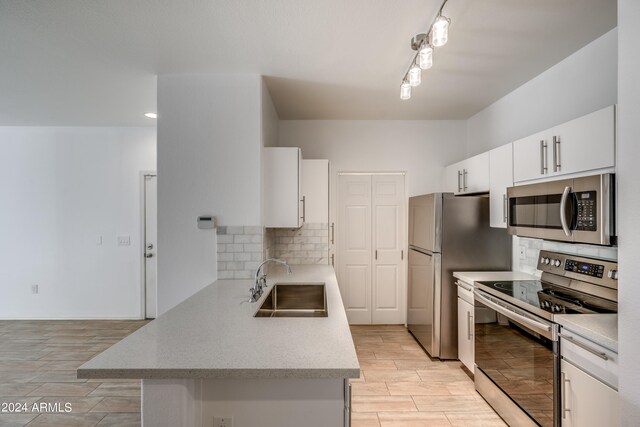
xmin=513 ymin=105 xmax=615 ymax=183
xmin=462 ymin=152 xmax=490 ymax=194
xmin=513 ymin=129 xmax=554 ymax=183
xmin=489 ymin=143 xmax=513 ymax=228
xmin=264 ymin=147 xmax=302 ymax=228
xmin=443 ymin=161 xmax=463 ymax=194
xmin=302 ymin=159 xmax=329 ymax=224
xmin=552 ymin=105 xmax=615 ymax=176
xmin=443 ymin=153 xmax=489 ymax=195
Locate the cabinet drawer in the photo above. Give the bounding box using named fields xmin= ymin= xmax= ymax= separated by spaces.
xmin=455 ymin=280 xmax=474 ymax=304
xmin=560 ymin=330 xmax=618 ymax=390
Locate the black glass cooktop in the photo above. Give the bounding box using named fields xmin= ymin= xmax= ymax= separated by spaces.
xmin=476 ymin=280 xmax=616 ymax=317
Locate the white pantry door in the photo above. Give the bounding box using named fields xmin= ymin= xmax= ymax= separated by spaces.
xmin=337 ymin=173 xmax=406 ymax=325
xmin=337 ymin=175 xmax=372 ymax=324
xmin=144 ymin=174 xmax=158 ymax=319
xmin=372 ymin=175 xmax=405 ymax=324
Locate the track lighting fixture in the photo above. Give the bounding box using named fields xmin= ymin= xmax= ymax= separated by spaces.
xmin=400 ymin=0 xmax=451 ymax=100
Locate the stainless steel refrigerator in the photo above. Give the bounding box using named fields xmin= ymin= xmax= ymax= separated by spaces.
xmin=407 ymin=193 xmax=512 ymax=359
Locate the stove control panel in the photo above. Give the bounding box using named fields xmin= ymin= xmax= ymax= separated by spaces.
xmin=538 ymin=250 xmax=618 ymax=291
xmin=565 ymin=259 xmax=604 ymax=278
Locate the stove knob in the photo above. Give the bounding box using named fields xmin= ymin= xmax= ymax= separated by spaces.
xmin=542 ymin=257 xmax=550 ymax=265
xmin=553 ymin=304 xmax=562 ymax=312
xmin=553 ymin=259 xmax=561 ymax=267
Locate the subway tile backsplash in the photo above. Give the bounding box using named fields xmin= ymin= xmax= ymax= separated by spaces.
xmin=265 ymin=223 xmax=329 ymax=265
xmin=515 ymin=236 xmax=618 ymax=276
xmin=216 ymin=226 xmax=264 ymax=279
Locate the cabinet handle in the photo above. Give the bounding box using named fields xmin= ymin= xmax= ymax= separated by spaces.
xmin=375 ymin=250 xmax=378 ymax=260
xmin=540 ymin=140 xmax=548 ymax=174
xmin=553 ymin=135 xmax=561 ymax=172
xmin=503 ymin=194 xmax=507 ymax=224
xmin=457 ymin=170 xmax=462 ymax=192
xmin=401 ymin=250 xmax=404 ymax=260
xmin=330 ymin=222 xmax=335 ymax=244
xmin=300 ymin=196 xmax=306 ymax=222
xmin=558 ymin=333 xmax=608 ymax=360
xmin=467 ymin=312 xmax=473 ymax=340
xmin=331 ymin=253 xmax=335 ymax=266
xmin=463 ymin=169 xmax=468 ymax=191
xmin=561 ymin=371 xmax=571 ymax=419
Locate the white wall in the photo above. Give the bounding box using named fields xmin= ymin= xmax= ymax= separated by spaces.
xmin=616 ymin=0 xmax=640 ymax=422
xmin=466 ymin=29 xmax=618 ymax=156
xmin=278 ymin=120 xmax=467 ymax=197
xmin=0 ymin=127 xmax=156 ymax=319
xmin=157 ymin=74 xmax=262 ymax=315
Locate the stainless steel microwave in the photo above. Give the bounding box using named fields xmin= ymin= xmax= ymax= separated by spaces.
xmin=507 ymin=173 xmax=615 ymax=245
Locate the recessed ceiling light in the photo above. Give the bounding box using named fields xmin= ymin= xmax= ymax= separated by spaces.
xmin=144 ymin=112 xmax=157 ymax=119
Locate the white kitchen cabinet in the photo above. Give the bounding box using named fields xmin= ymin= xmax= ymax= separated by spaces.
xmin=457 ymin=296 xmax=474 ymax=372
xmin=443 ymin=152 xmax=490 ymax=195
xmin=302 ymin=159 xmax=329 ymax=224
xmin=561 ymin=359 xmax=619 ymax=427
xmin=553 ymin=105 xmax=615 ymax=176
xmin=489 ymin=143 xmax=513 ymax=228
xmin=264 ymin=147 xmax=304 ymax=228
xmin=513 ymin=105 xmax=615 ymax=183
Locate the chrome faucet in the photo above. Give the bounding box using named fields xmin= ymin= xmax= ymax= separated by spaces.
xmin=249 ymin=258 xmax=292 ymax=303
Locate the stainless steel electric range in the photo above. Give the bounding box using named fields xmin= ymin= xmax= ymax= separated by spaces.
xmin=473 ymin=250 xmax=618 ymax=427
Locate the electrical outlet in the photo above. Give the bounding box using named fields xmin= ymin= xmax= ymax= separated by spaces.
xmin=519 ymin=245 xmax=527 ymax=260
xmin=214 ymin=417 xmax=233 ymax=427
xmin=31 ymin=284 xmax=39 ymax=294
xmin=117 ymin=235 xmax=131 ymax=246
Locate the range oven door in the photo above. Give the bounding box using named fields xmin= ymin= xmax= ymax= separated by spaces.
xmin=473 ymin=289 xmax=559 ymax=427
xmin=506 ymin=173 xmax=614 ymax=245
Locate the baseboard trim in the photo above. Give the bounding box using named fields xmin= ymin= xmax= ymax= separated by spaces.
xmin=0 ymin=315 xmax=144 ymax=320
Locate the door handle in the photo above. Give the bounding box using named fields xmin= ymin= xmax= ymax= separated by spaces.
xmin=503 ymin=194 xmax=507 ymax=224
xmin=558 ymin=333 xmax=608 ymax=360
xmin=330 ymin=222 xmax=335 ymax=244
xmin=463 ymin=169 xmax=468 ymax=192
xmin=540 ymin=140 xmax=548 ymax=174
xmin=146 ymin=243 xmax=154 ymax=250
xmin=300 ymin=196 xmax=306 ymax=222
xmin=560 ymin=186 xmax=572 ymax=237
xmin=145 ymin=253 xmax=153 ymax=258
xmin=553 ymin=136 xmax=561 ymax=172
xmin=561 ymin=371 xmax=571 ymax=419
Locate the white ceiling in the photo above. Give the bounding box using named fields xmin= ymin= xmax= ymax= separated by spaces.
xmin=0 ymin=0 xmax=616 ymax=126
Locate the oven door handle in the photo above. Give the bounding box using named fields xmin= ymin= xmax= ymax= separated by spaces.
xmin=560 ymin=186 xmax=572 ymax=237
xmin=474 ymin=290 xmax=552 ymax=334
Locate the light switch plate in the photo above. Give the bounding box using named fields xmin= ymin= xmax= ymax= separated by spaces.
xmin=214 ymin=417 xmax=233 ymax=427
xmin=117 ymin=235 xmax=131 ymax=246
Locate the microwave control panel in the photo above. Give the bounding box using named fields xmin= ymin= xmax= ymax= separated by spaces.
xmin=575 ymin=191 xmax=597 ymax=231
xmin=564 ymin=259 xmax=604 ymax=278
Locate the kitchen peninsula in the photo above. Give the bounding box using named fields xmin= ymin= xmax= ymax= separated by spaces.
xmin=78 ymin=265 xmax=359 ymax=427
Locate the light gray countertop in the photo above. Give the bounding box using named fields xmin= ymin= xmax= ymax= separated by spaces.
xmin=453 ymin=271 xmax=538 ymax=285
xmin=556 ymin=314 xmax=618 ymax=353
xmin=77 ymin=265 xmax=360 ymax=380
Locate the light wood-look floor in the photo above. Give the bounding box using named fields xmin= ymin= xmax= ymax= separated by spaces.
xmin=1 ymin=321 xmax=506 ymax=427
xmin=0 ymin=320 xmax=148 ymax=427
xmin=350 ymin=325 xmax=507 ymax=427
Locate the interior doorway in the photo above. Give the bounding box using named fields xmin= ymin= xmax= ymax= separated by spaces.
xmin=143 ymin=173 xmax=157 ymax=319
xmin=336 ymin=173 xmax=406 ymax=325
